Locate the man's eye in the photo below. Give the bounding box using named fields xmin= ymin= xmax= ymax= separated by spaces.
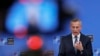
xmin=72 ymin=26 xmax=75 ymax=28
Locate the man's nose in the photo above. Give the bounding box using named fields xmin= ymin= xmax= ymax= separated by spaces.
xmin=74 ymin=27 xmax=76 ymax=30
xmin=74 ymin=27 xmax=77 ymax=31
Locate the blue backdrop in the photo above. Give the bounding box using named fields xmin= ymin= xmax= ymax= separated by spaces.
xmin=0 ymin=0 xmax=100 ymax=56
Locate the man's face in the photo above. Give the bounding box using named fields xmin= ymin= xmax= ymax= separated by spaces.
xmin=70 ymin=21 xmax=81 ymax=36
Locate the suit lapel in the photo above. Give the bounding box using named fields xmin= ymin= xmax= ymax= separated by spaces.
xmin=69 ymin=34 xmax=76 ymax=54
xmin=69 ymin=34 xmax=73 ymax=46
xmin=80 ymin=34 xmax=85 ymax=49
xmin=80 ymin=34 xmax=84 ymax=45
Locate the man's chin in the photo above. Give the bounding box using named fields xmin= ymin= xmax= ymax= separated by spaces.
xmin=73 ymin=33 xmax=79 ymax=36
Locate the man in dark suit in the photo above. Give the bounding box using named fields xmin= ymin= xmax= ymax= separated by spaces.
xmin=58 ymin=19 xmax=93 ymax=56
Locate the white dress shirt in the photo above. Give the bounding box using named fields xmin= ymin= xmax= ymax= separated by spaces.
xmin=72 ymin=33 xmax=81 ymax=46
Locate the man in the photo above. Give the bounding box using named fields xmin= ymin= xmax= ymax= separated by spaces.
xmin=58 ymin=19 xmax=93 ymax=56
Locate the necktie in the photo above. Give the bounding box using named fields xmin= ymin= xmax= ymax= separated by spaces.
xmin=74 ymin=36 xmax=78 ymax=44
xmin=74 ymin=36 xmax=78 ymax=54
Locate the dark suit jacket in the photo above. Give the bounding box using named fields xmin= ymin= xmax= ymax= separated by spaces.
xmin=58 ymin=33 xmax=93 ymax=56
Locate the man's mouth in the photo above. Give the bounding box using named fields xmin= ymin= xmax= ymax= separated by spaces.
xmin=73 ymin=32 xmax=78 ymax=34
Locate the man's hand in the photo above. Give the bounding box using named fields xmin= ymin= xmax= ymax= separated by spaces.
xmin=74 ymin=41 xmax=84 ymax=51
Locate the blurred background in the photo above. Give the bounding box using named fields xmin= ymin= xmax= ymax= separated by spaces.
xmin=0 ymin=0 xmax=100 ymax=56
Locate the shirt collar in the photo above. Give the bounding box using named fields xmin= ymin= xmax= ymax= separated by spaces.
xmin=72 ymin=33 xmax=81 ymax=38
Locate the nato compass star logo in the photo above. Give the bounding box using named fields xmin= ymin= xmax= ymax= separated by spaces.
xmin=53 ymin=36 xmax=60 ymax=44
xmin=94 ymin=48 xmax=100 ymax=56
xmin=0 ymin=38 xmax=7 ymax=46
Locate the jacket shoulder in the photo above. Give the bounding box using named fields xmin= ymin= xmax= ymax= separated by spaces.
xmin=81 ymin=34 xmax=91 ymax=41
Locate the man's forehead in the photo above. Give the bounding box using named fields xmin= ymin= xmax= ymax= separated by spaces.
xmin=70 ymin=21 xmax=81 ymax=25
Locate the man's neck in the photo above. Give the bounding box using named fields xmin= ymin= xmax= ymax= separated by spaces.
xmin=72 ymin=33 xmax=81 ymax=38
